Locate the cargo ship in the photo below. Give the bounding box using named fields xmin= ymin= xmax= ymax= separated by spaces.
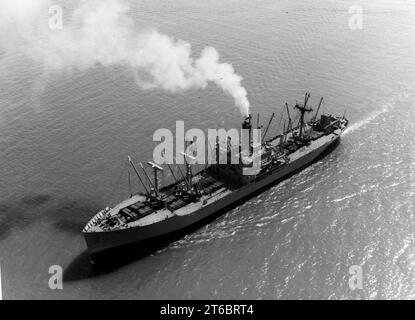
xmin=83 ymin=93 xmax=348 ymax=263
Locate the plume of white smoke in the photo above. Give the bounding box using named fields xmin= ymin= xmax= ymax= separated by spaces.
xmin=0 ymin=0 xmax=250 ymax=116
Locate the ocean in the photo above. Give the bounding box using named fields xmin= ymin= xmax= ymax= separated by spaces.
xmin=0 ymin=0 xmax=414 ymax=299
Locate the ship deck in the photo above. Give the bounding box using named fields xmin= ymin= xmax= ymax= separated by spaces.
xmin=84 ymin=171 xmax=232 ymax=232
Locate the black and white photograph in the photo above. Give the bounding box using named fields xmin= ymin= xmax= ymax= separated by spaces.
xmin=0 ymin=0 xmax=414 ymax=302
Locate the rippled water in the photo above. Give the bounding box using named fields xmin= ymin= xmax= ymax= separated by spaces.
xmin=0 ymin=0 xmax=414 ymax=299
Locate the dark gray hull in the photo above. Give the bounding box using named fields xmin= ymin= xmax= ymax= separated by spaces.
xmin=84 ymin=130 xmax=342 ymax=261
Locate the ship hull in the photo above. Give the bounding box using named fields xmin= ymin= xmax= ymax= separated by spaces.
xmin=84 ymin=131 xmax=342 ymax=263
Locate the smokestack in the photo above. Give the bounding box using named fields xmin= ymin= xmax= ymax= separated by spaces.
xmin=242 ymin=114 xmax=253 ymax=154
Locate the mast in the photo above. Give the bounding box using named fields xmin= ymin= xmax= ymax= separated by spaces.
xmin=187 ymin=162 xmax=192 ymax=188
xmin=313 ymin=97 xmax=324 ymax=122
xmin=280 ymin=121 xmax=286 ymax=149
xmin=128 ymin=167 xmax=132 ymax=198
xmin=128 ymin=156 xmax=150 ymax=196
xmin=176 ymin=162 xmax=191 ymax=190
xmin=295 ymin=92 xmax=313 ymax=138
xmin=304 ymin=92 xmax=310 ymax=107
xmin=285 ymin=103 xmax=293 ymax=131
xmin=140 ymin=162 xmax=160 ymax=197
xmin=262 ymin=112 xmax=275 ymax=141
xmin=180 ymin=151 xmax=196 ymax=189
xmin=146 ymin=161 xmax=163 ymax=192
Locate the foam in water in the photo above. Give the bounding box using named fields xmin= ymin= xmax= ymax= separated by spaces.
xmin=344 ymin=104 xmax=391 ymax=136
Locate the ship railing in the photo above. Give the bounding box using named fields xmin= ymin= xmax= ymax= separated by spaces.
xmin=83 ymin=207 xmax=113 ymax=232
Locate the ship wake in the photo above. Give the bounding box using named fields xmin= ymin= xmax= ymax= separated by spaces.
xmin=344 ymin=103 xmax=391 ymax=136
